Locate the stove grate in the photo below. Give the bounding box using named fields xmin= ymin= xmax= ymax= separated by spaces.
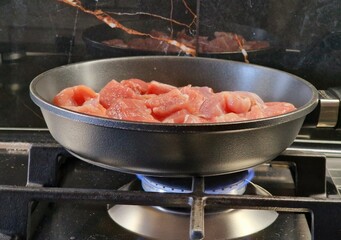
xmin=0 ymin=141 xmax=340 ymax=240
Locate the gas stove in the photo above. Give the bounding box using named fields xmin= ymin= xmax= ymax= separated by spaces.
xmin=0 ymin=129 xmax=341 ymax=240
xmin=1 ymin=1 xmax=341 ymax=239
xmin=1 ymin=51 xmax=341 ymax=240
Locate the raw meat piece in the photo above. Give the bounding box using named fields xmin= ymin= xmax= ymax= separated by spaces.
xmin=146 ymin=81 xmax=176 ymax=95
xmin=234 ymin=91 xmax=265 ymax=107
xmin=53 ymin=78 xmax=297 ymax=124
xmin=213 ymin=113 xmax=246 ymax=122
xmin=221 ymin=92 xmax=252 ymax=114
xmin=53 ymin=85 xmax=106 ymax=117
xmin=179 ymin=86 xmax=213 ymax=114
xmin=53 ymin=85 xmax=97 ymax=107
xmin=199 ymin=94 xmax=226 ymax=119
xmin=241 ymin=105 xmax=265 ymax=120
xmin=106 ymin=98 xmax=157 ymax=122
xmin=66 ymin=97 xmax=107 ymax=117
xmin=121 ymin=78 xmax=149 ymax=94
xmin=163 ymin=109 xmax=208 ymax=123
xmin=99 ymin=80 xmax=138 ymax=108
xmin=146 ymin=88 xmax=189 ymax=119
xmin=263 ymin=102 xmax=297 ymax=117
xmin=190 ymin=86 xmax=215 ymax=98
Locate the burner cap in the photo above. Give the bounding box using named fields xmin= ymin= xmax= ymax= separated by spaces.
xmin=138 ymin=170 xmax=254 ymax=195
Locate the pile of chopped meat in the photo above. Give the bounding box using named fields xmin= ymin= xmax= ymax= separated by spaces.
xmin=53 ymin=79 xmax=296 ymax=123
xmin=102 ymin=30 xmax=270 ymax=53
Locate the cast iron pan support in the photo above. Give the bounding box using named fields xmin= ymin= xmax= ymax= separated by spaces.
xmin=1 ymin=174 xmax=341 ymax=239
xmin=189 ymin=177 xmax=206 ymax=240
xmin=0 ymin=143 xmax=66 ymax=239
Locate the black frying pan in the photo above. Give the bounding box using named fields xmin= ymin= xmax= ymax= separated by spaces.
xmin=29 ymin=56 xmax=318 ymax=176
xmin=82 ymin=21 xmax=278 ymax=62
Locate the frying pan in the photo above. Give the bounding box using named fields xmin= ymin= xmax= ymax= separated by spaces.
xmin=29 ymin=56 xmax=318 ymax=176
xmin=82 ymin=21 xmax=278 ymax=62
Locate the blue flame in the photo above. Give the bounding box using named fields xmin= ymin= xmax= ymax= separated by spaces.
xmin=243 ymin=169 xmax=255 ymax=187
xmin=138 ymin=169 xmax=255 ymax=194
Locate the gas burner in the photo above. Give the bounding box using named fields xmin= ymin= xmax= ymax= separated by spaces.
xmin=108 ymin=182 xmax=278 ymax=240
xmin=109 ymin=207 xmax=278 ymax=239
xmin=108 ymin=172 xmax=278 ymax=240
xmin=138 ymin=170 xmax=254 ymax=195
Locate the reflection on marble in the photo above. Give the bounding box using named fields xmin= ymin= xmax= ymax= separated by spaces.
xmin=0 ymin=0 xmax=340 ymax=128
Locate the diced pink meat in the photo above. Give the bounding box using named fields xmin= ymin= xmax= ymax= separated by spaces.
xmin=214 ymin=113 xmax=246 ymax=123
xmin=179 ymin=86 xmax=211 ymax=114
xmin=199 ymin=94 xmax=226 ymax=119
xmin=189 ymin=86 xmax=215 ymax=98
xmin=53 ymin=85 xmax=98 ymax=107
xmin=234 ymin=91 xmax=265 ymax=107
xmin=121 ymin=78 xmax=149 ymax=94
xmin=54 ymin=78 xmax=297 ymax=124
xmin=146 ymin=88 xmax=189 ymax=119
xmin=146 ymin=80 xmax=176 ymax=95
xmin=66 ymin=97 xmax=107 ymax=117
xmin=106 ymin=98 xmax=158 ymax=122
xmin=263 ymin=102 xmax=296 ymax=117
xmin=99 ymin=80 xmax=138 ymax=108
xmin=221 ymin=92 xmax=252 ymax=114
xmin=241 ymin=105 xmax=265 ymax=120
xmin=163 ymin=109 xmax=208 ymax=124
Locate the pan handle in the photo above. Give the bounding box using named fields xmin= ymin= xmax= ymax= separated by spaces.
xmin=303 ymin=89 xmax=340 ymax=128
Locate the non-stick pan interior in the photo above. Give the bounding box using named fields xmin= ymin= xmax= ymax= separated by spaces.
xmin=33 ymin=56 xmax=316 ymax=111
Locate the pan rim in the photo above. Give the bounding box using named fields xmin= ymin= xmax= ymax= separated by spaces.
xmin=29 ymin=56 xmax=319 ymax=133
